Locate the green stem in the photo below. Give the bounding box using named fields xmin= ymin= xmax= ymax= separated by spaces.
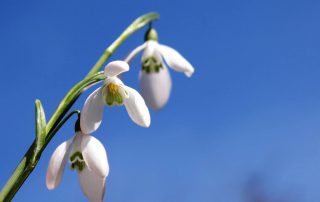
xmin=86 ymin=12 xmax=159 ymax=77
xmin=0 ymin=73 xmax=104 ymax=202
xmin=0 ymin=110 xmax=81 ymax=202
xmin=45 ymin=72 xmax=105 ymax=134
xmin=0 ymin=12 xmax=159 ymax=202
xmin=44 ymin=110 xmax=80 ymax=149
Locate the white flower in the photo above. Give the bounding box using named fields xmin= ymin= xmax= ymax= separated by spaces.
xmin=80 ymin=60 xmax=151 ymax=134
xmin=46 ymin=132 xmax=109 ymax=202
xmin=124 ymin=28 xmax=194 ymax=110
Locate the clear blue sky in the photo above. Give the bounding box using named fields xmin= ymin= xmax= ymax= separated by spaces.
xmin=1 ymin=0 xmax=320 ymax=201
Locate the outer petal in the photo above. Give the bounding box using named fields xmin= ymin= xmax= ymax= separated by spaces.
xmin=80 ymin=87 xmax=105 ymax=134
xmin=104 ymin=60 xmax=129 ymax=77
xmin=159 ymin=44 xmax=194 ymax=77
xmin=123 ymin=86 xmax=151 ymax=127
xmin=81 ymin=134 xmax=109 ymax=177
xmin=124 ymin=42 xmax=147 ymax=64
xmin=46 ymin=138 xmax=73 ymax=190
xmin=139 ymin=65 xmax=172 ymax=110
xmin=78 ymin=167 xmax=106 ymax=202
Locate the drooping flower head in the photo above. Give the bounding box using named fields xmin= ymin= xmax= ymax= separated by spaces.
xmin=80 ymin=60 xmax=151 ymax=134
xmin=125 ymin=28 xmax=195 ymax=110
xmin=46 ymin=129 xmax=109 ymax=202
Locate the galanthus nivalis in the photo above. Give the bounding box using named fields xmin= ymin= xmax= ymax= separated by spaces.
xmin=46 ymin=130 xmax=109 ymax=202
xmin=124 ymin=28 xmax=195 ymax=110
xmin=80 ymin=60 xmax=150 ymax=134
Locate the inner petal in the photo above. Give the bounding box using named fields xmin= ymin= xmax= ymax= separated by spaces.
xmin=70 ymin=151 xmax=86 ymax=172
xmin=103 ymin=83 xmax=125 ymax=106
xmin=142 ymin=56 xmax=163 ymax=73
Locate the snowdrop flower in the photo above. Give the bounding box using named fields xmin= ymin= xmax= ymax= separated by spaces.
xmin=125 ymin=28 xmax=195 ymax=110
xmin=46 ymin=130 xmax=109 ymax=202
xmin=80 ymin=60 xmax=150 ymax=134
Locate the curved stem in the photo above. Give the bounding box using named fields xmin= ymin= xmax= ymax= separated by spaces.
xmin=44 ymin=110 xmax=80 ymax=147
xmin=45 ymin=72 xmax=105 ymax=134
xmin=86 ymin=12 xmax=159 ymax=77
xmin=0 ymin=12 xmax=159 ymax=202
xmin=0 ymin=74 xmax=104 ymax=202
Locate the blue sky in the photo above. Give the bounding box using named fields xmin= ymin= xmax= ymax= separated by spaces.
xmin=1 ymin=0 xmax=320 ymax=201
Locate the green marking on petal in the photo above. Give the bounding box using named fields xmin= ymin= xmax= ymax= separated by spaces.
xmin=115 ymin=92 xmax=123 ymax=104
xmin=69 ymin=151 xmax=86 ymax=172
xmin=70 ymin=163 xmax=76 ymax=170
xmin=104 ymin=83 xmax=125 ymax=106
xmin=70 ymin=151 xmax=83 ymax=162
xmin=142 ymin=56 xmax=163 ymax=74
xmin=77 ymin=162 xmax=85 ymax=172
xmin=106 ymin=92 xmax=114 ymax=106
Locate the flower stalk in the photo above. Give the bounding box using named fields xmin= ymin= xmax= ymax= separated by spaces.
xmin=0 ymin=12 xmax=159 ymax=202
xmin=87 ymin=12 xmax=160 ymax=77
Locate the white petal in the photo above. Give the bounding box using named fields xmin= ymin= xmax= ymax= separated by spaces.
xmin=104 ymin=76 xmax=124 ymax=86
xmin=104 ymin=60 xmax=129 ymax=77
xmin=79 ymin=167 xmax=106 ymax=202
xmin=118 ymin=85 xmax=129 ymax=99
xmin=80 ymin=87 xmax=105 ymax=134
xmin=159 ymin=44 xmax=194 ymax=77
xmin=71 ymin=132 xmax=85 ymax=151
xmin=123 ymin=86 xmax=151 ymax=127
xmin=46 ymin=139 xmax=73 ymax=190
xmin=139 ymin=65 xmax=172 ymax=110
xmin=142 ymin=40 xmax=162 ymax=61
xmin=124 ymin=42 xmax=147 ymax=64
xmin=81 ymin=135 xmax=109 ymax=177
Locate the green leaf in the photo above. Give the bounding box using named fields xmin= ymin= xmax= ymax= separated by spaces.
xmin=34 ymin=99 xmax=46 ymax=156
